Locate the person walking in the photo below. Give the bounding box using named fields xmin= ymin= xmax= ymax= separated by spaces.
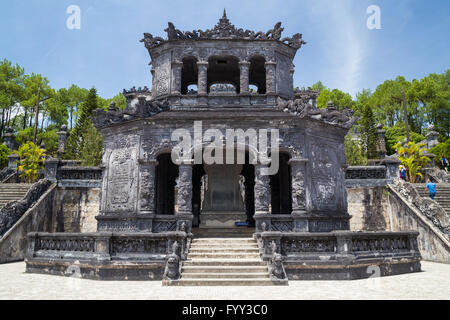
xmin=399 ymin=165 xmax=407 ymax=181
xmin=442 ymin=156 xmax=449 ymax=173
xmin=425 ymin=178 xmax=437 ymax=200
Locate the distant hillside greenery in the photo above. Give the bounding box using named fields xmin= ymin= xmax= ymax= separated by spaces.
xmin=0 ymin=58 xmax=126 ymax=165
xmin=304 ymin=70 xmax=449 ymax=165
xmin=1 ymin=57 xmax=449 ymax=166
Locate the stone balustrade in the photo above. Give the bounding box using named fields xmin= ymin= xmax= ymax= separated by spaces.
xmin=259 ymin=231 xmax=420 ymax=261
xmin=26 ymin=231 xmax=191 ymax=280
xmin=345 ymin=166 xmax=386 ymax=179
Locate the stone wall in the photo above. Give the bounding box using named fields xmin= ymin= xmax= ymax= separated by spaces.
xmin=53 ymin=187 xmax=99 ymax=233
xmin=388 ymin=186 xmax=450 ymax=263
xmin=0 ymin=185 xmax=56 ymax=263
xmin=347 ymin=182 xmax=450 ymax=263
xmin=347 ymin=186 xmax=390 ymax=231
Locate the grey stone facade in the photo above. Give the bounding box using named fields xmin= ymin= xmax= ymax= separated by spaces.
xmin=25 ymin=12 xmax=421 ymax=281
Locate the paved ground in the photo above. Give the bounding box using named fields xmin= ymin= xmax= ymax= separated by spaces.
xmin=0 ymin=261 xmax=449 ymax=300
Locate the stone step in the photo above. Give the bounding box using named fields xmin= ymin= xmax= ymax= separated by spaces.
xmin=182 ymin=272 xmax=270 ymax=279
xmin=190 ymin=245 xmax=258 ymax=252
xmin=184 ymin=259 xmax=266 ymax=266
xmin=188 ymin=253 xmax=261 ymax=259
xmin=190 ymin=244 xmax=259 ymax=249
xmin=181 ymin=266 xmax=269 ymax=273
xmin=168 ymin=278 xmax=276 ymax=286
xmin=0 ymin=195 xmax=25 ymax=199
xmin=166 ymin=278 xmax=274 ymax=286
xmin=189 ymin=248 xmax=260 ymax=253
xmin=192 ymin=238 xmax=255 ymax=244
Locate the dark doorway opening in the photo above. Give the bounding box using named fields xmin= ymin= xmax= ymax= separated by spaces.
xmin=155 ymin=153 xmax=179 ymax=215
xmin=270 ymin=153 xmax=292 ymax=214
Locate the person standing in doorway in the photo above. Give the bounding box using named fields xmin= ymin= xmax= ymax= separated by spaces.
xmin=426 ymin=178 xmax=436 ymax=200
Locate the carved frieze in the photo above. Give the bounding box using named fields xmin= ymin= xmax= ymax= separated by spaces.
xmin=140 ymin=11 xmax=306 ymax=51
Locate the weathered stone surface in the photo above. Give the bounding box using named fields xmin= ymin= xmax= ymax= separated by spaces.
xmin=53 ymin=187 xmax=99 ymax=233
xmin=347 ymin=187 xmax=390 ymax=232
xmin=0 ymin=179 xmax=52 ymax=238
xmin=0 ymin=183 xmax=55 ymax=263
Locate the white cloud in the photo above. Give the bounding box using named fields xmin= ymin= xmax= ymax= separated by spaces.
xmin=306 ymin=0 xmax=367 ymax=96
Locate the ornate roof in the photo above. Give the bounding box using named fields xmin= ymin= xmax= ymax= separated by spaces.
xmin=140 ymin=9 xmax=306 ymax=50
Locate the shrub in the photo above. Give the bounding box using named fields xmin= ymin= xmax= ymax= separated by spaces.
xmin=15 ymin=142 xmax=46 ymax=183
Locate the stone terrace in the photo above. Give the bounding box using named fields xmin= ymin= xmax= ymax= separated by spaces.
xmin=1 ymin=261 xmax=448 ymax=300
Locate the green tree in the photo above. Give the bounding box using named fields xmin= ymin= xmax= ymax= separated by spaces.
xmin=429 ymin=139 xmax=450 ymax=168
xmin=344 ymin=134 xmax=368 ymax=165
xmin=21 ymin=73 xmax=54 ymax=131
xmin=359 ymin=104 xmax=378 ymax=159
xmin=66 ymin=87 xmax=102 ymax=162
xmin=79 ymin=121 xmax=103 ymax=166
xmin=316 ymin=88 xmax=354 ymax=110
xmin=385 ymin=123 xmax=425 ymax=155
xmin=0 ymin=144 xmax=10 ymax=169
xmin=310 ymin=81 xmax=327 ymax=92
xmin=394 ymin=141 xmax=431 ymax=183
xmin=0 ymin=59 xmax=26 ymax=138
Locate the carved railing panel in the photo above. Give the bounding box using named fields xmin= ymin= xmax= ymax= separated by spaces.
xmin=57 ymin=166 xmax=102 ymax=180
xmin=345 ymin=166 xmax=386 ymax=179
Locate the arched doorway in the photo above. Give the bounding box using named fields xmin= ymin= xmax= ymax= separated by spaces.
xmin=191 ymin=148 xmax=255 ymax=231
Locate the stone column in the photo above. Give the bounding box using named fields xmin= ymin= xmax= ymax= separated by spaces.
xmin=171 ymin=60 xmax=183 ymax=95
xmin=197 ymin=61 xmax=208 ymax=95
xmin=265 ymin=61 xmax=277 ymax=94
xmin=381 ymin=155 xmax=401 ymax=182
xmin=3 ymin=127 xmax=18 ymax=151
xmin=44 ymin=158 xmax=60 ymax=182
xmin=239 ymin=61 xmax=250 ymax=94
xmin=254 ymin=163 xmax=271 ymax=216
xmin=288 ymin=158 xmax=308 ymax=214
xmin=289 ymin=158 xmax=309 ymax=232
xmin=426 ymin=125 xmax=439 ymax=149
xmin=138 ymin=159 xmax=158 ymax=214
xmin=57 ymin=125 xmax=68 ymax=155
xmin=176 ymin=161 xmax=193 ymax=215
xmin=7 ymin=154 xmax=19 ymax=169
xmin=376 ymin=124 xmax=386 ymax=159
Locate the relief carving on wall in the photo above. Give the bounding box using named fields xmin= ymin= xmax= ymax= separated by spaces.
xmin=106 ymin=139 xmax=137 ymax=212
xmin=291 ymin=170 xmax=306 ymax=209
xmin=254 ymin=167 xmax=270 ymax=212
xmin=310 ymin=143 xmax=337 ymax=209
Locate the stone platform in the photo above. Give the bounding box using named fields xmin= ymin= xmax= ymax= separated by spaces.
xmin=24 ymin=230 xmax=421 ymax=282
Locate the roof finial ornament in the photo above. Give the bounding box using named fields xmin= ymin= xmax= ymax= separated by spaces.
xmin=223 ymin=8 xmax=227 ymax=19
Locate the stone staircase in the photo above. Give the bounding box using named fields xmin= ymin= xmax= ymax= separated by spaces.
xmin=415 ymin=183 xmax=450 ymax=215
xmin=169 ymin=237 xmax=282 ymax=286
xmin=0 ymin=183 xmax=33 ymax=209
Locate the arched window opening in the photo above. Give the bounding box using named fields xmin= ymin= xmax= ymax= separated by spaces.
xmin=181 ymin=57 xmax=198 ymax=95
xmin=207 ymin=56 xmax=240 ymax=94
xmin=249 ymin=84 xmax=258 ymax=93
xmin=209 ymin=83 xmax=237 ymax=94
xmin=187 ymin=84 xmax=198 ymax=95
xmin=249 ymin=56 xmax=266 ymax=94
xmin=270 ymin=153 xmax=292 ymax=214
xmin=156 ymin=153 xmax=179 ymax=215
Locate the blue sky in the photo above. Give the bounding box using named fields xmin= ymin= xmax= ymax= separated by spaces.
xmin=0 ymin=0 xmax=449 ymax=99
